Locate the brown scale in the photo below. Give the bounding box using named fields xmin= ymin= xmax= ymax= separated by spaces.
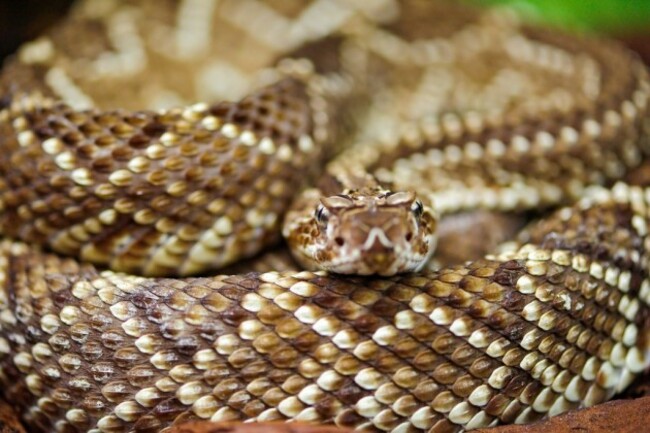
xmin=0 ymin=1 xmax=649 ymax=433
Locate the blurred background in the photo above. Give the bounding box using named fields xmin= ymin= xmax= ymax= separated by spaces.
xmin=471 ymin=0 xmax=650 ymax=32
xmin=0 ymin=0 xmax=649 ymax=61
xmin=468 ymin=0 xmax=650 ymax=62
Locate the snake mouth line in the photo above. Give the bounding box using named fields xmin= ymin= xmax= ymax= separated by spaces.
xmin=321 ymin=248 xmax=434 ymax=276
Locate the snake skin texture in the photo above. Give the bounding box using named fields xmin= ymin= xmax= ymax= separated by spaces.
xmin=0 ymin=1 xmax=649 ymax=432
xmin=0 ymin=185 xmax=649 ymax=433
xmin=168 ymin=422 xmax=357 ymax=433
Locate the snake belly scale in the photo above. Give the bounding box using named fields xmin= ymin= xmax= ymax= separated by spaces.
xmin=0 ymin=1 xmax=649 ymax=433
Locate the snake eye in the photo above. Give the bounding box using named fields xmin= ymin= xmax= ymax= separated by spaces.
xmin=315 ymin=205 xmax=330 ymax=226
xmin=411 ymin=200 xmax=424 ymax=218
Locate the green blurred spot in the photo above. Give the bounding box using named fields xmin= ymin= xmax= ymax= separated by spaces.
xmin=468 ymin=0 xmax=650 ymax=33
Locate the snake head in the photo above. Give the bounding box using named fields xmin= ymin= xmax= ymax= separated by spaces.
xmin=289 ymin=188 xmax=438 ymax=275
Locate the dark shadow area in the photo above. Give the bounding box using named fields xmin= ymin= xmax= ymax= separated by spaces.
xmin=0 ymin=0 xmax=73 ymax=60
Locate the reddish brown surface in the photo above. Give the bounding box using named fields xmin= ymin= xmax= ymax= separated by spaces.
xmin=478 ymin=396 xmax=650 ymax=433
xmin=0 ymin=400 xmax=25 ymax=433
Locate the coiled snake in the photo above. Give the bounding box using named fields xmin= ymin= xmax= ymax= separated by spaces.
xmin=0 ymin=1 xmax=649 ymax=432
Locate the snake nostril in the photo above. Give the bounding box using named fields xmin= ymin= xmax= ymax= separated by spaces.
xmin=335 ymin=237 xmax=345 ymax=246
xmin=405 ymin=232 xmax=413 ymax=241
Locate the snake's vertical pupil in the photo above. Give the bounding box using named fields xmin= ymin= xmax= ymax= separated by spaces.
xmin=315 ymin=205 xmax=329 ymax=225
xmin=411 ymin=200 xmax=423 ymax=218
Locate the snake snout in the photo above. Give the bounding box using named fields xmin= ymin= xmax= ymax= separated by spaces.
xmin=360 ymin=245 xmax=394 ymax=274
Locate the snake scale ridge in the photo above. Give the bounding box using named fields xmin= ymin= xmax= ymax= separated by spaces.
xmin=0 ymin=0 xmax=649 ymax=432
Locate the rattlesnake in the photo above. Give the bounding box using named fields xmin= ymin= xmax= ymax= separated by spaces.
xmin=0 ymin=1 xmax=649 ymax=432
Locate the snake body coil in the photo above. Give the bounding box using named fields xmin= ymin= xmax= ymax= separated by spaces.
xmin=0 ymin=1 xmax=649 ymax=432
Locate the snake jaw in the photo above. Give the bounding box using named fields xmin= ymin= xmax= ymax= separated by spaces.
xmin=290 ymin=188 xmax=438 ymax=275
